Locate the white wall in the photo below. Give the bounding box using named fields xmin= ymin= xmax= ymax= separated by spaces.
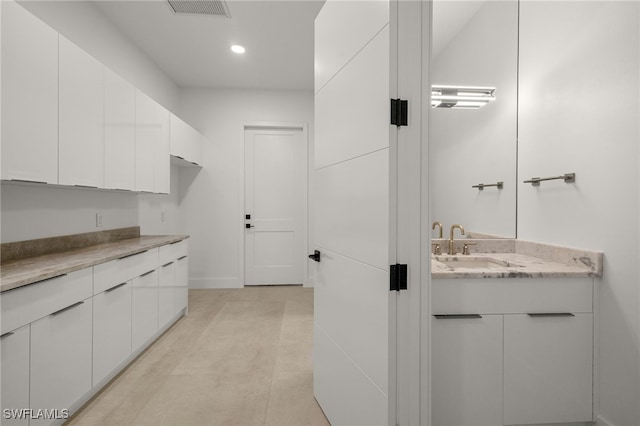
xmin=1 ymin=1 xmax=185 ymax=243
xmin=0 ymin=183 xmax=138 ymax=242
xmin=517 ymin=2 xmax=639 ymax=425
xmin=177 ymin=88 xmax=313 ymax=288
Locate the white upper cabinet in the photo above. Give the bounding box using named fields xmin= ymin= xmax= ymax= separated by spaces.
xmin=169 ymin=113 xmax=203 ymax=167
xmin=154 ymin=104 xmax=170 ymax=194
xmin=135 ymin=90 xmax=155 ymax=192
xmin=1 ymin=0 xmax=59 ymax=184
xmin=59 ymin=36 xmax=105 ymax=188
xmin=104 ymin=68 xmax=136 ymax=191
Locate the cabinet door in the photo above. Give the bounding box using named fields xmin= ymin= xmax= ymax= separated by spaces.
xmin=158 ymin=262 xmax=175 ymax=327
xmin=431 ymin=314 xmax=503 ymax=426
xmin=104 ymin=68 xmax=136 ymax=191
xmin=59 ymin=36 xmax=104 ymax=188
xmin=30 ymin=298 xmax=93 ymax=426
xmin=135 ymin=90 xmax=155 ymax=192
xmin=504 ymin=313 xmax=593 ymax=424
xmin=154 ymin=104 xmax=170 ymax=194
xmin=174 ymin=256 xmax=189 ymax=314
xmin=93 ymin=282 xmax=132 ymax=385
xmin=1 ymin=0 xmax=58 ymax=184
xmin=132 ymin=270 xmax=159 ymax=350
xmin=1 ymin=324 xmax=30 ymax=426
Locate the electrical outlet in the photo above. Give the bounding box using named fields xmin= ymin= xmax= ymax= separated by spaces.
xmin=96 ymin=213 xmax=103 ymax=228
xmin=160 ymin=211 xmax=166 ymax=223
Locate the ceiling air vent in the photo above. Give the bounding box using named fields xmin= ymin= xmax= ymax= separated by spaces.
xmin=167 ymin=0 xmax=231 ymax=18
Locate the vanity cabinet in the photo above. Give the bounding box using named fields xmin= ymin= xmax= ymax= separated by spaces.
xmin=504 ymin=313 xmax=593 ymax=425
xmin=30 ymin=297 xmax=93 ymax=426
xmin=104 ymin=68 xmax=136 ymax=191
xmin=58 ymin=36 xmax=105 ymax=188
xmin=1 ymin=324 xmax=31 ymax=426
xmin=432 ymin=277 xmax=594 ymax=425
xmin=431 ymin=315 xmax=503 ymax=426
xmin=93 ymin=281 xmax=132 ymax=385
xmin=1 ymin=0 xmax=59 ymax=185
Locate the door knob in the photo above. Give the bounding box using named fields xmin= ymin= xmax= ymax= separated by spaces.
xmin=245 ymin=224 xmax=255 ymax=229
xmin=308 ymin=250 xmax=321 ymax=262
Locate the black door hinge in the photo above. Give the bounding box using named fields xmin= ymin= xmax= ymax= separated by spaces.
xmin=390 ymin=264 xmax=407 ymax=291
xmin=390 ymin=99 xmax=408 ymax=127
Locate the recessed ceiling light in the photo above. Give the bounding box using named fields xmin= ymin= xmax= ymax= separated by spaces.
xmin=231 ymin=45 xmax=245 ymax=54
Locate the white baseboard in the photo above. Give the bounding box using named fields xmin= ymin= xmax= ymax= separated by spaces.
xmin=596 ymin=415 xmax=615 ymax=426
xmin=189 ymin=277 xmax=242 ymax=289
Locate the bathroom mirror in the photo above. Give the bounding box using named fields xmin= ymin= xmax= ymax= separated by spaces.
xmin=429 ymin=0 xmax=519 ymax=238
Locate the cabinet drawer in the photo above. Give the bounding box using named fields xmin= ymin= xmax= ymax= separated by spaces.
xmin=158 ymin=240 xmax=188 ymax=265
xmin=1 ymin=268 xmax=93 ymax=334
xmin=94 ymin=249 xmax=158 ymax=294
xmin=432 ymin=277 xmax=593 ymax=315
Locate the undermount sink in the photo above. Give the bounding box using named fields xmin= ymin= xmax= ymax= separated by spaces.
xmin=433 ymin=255 xmax=518 ymax=269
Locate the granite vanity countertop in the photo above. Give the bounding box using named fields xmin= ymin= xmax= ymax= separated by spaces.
xmin=431 ymin=239 xmax=603 ymax=279
xmin=1 ymin=235 xmax=189 ymax=293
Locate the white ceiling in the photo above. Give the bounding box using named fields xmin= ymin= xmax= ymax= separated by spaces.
xmin=94 ymin=0 xmax=325 ymax=90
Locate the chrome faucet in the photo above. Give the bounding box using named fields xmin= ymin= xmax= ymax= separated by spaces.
xmin=432 ymin=221 xmax=443 ymax=238
xmin=449 ymin=224 xmax=465 ymax=255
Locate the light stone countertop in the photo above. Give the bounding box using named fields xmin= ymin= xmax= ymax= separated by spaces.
xmin=431 ymin=239 xmax=603 ymax=279
xmin=1 ymin=235 xmax=188 ymax=293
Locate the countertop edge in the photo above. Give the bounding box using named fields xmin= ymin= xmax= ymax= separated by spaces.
xmin=1 ymin=235 xmax=189 ymax=293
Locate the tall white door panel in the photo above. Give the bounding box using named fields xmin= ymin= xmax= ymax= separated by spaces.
xmin=135 ymin=90 xmax=155 ymax=192
xmin=59 ymin=36 xmax=105 ymax=188
xmin=1 ymin=0 xmax=59 ymax=184
xmin=313 ymin=1 xmax=392 ymax=424
xmin=104 ymin=68 xmax=136 ymax=191
xmin=244 ymin=128 xmax=303 ymax=285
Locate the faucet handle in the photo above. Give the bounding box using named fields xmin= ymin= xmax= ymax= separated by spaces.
xmin=462 ymin=242 xmax=477 ymax=255
xmin=431 ymin=243 xmax=442 ymax=255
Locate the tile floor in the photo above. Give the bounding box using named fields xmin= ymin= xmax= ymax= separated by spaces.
xmin=67 ymin=287 xmax=330 ymax=426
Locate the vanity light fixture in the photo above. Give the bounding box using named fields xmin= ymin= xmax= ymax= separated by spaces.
xmin=431 ymin=85 xmax=496 ymax=109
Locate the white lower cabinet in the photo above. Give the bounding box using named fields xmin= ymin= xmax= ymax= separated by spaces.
xmin=174 ymin=256 xmax=189 ymax=314
xmin=93 ymin=281 xmax=132 ymax=385
xmin=0 ymin=240 xmax=189 ymax=426
xmin=132 ymin=270 xmax=159 ymax=349
xmin=432 ymin=277 xmax=594 ymax=426
xmin=432 ymin=314 xmax=503 ymax=426
xmin=30 ymin=297 xmax=93 ymax=426
xmin=1 ymin=324 xmax=31 ymax=426
xmin=503 ymin=313 xmax=593 ymax=425
xmin=158 ymin=261 xmax=175 ymax=327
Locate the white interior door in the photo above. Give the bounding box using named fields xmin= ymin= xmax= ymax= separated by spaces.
xmin=244 ymin=127 xmax=303 ymax=285
xmin=313 ymin=2 xmax=393 ymax=425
